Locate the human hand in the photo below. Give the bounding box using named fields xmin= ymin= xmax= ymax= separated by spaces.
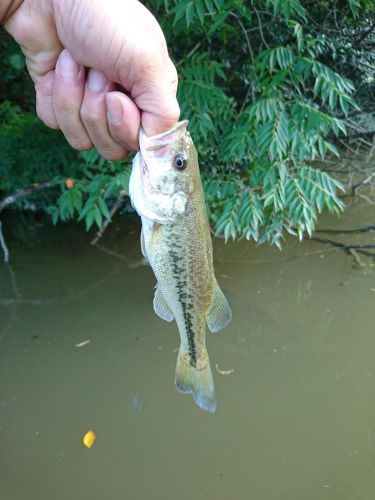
xmin=2 ymin=0 xmax=180 ymax=160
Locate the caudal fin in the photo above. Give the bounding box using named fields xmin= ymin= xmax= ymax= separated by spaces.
xmin=175 ymin=349 xmax=216 ymax=413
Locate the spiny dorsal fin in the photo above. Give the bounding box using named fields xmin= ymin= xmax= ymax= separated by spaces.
xmin=153 ymin=285 xmax=174 ymax=322
xmin=206 ymin=278 xmax=232 ymax=333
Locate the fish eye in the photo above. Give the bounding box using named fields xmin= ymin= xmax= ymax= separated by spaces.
xmin=174 ymin=154 xmax=187 ymax=170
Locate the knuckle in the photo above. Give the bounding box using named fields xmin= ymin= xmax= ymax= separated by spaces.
xmin=99 ymin=147 xmax=127 ymax=161
xmin=53 ymin=94 xmax=75 ymax=113
xmin=168 ymin=60 xmax=179 ymax=90
xmin=36 ymin=107 xmax=59 ymax=130
xmin=68 ymin=136 xmax=93 ymax=151
xmin=169 ymin=102 xmax=181 ymax=123
xmin=109 ymin=131 xmax=134 ymax=152
xmin=80 ymin=107 xmax=104 ymax=126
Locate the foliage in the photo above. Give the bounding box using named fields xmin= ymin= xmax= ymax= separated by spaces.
xmin=0 ymin=31 xmax=33 ymax=106
xmin=1 ymin=1 xmax=374 ymax=246
xmin=151 ymin=0 xmax=362 ymax=244
xmin=0 ymin=101 xmax=76 ymax=192
xmin=0 ymin=100 xmax=131 ymax=230
xmin=50 ymin=150 xmax=131 ymax=231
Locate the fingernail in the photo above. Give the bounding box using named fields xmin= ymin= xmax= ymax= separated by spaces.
xmin=58 ymin=50 xmax=80 ymax=79
xmin=106 ymin=94 xmax=123 ymax=123
xmin=87 ymin=69 xmax=108 ymax=92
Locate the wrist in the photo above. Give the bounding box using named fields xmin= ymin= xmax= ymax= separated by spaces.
xmin=0 ymin=0 xmax=23 ymax=24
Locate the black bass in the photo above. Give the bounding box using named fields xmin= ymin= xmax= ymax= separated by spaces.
xmin=129 ymin=120 xmax=232 ymax=413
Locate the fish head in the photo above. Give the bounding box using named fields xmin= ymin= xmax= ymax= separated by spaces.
xmin=130 ymin=120 xmax=197 ymax=224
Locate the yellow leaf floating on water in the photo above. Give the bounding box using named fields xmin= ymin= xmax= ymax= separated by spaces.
xmin=83 ymin=430 xmax=96 ymax=449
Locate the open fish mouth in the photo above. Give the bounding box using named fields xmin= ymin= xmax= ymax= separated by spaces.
xmin=140 ymin=120 xmax=189 ymax=151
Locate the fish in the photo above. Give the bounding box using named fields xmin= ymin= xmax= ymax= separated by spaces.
xmin=129 ymin=120 xmax=232 ymax=413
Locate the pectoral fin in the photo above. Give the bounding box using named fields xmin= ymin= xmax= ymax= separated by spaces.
xmin=140 ymin=228 xmax=149 ymax=264
xmin=153 ymin=285 xmax=174 ymax=322
xmin=206 ymin=278 xmax=232 ymax=333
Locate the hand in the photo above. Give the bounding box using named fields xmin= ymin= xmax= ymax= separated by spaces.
xmin=2 ymin=0 xmax=180 ymax=160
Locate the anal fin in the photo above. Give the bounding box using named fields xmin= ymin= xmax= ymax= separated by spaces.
xmin=206 ymin=278 xmax=232 ymax=333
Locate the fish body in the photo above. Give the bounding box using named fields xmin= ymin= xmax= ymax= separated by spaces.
xmin=129 ymin=121 xmax=232 ymax=413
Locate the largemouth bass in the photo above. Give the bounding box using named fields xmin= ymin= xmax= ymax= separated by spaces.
xmin=129 ymin=120 xmax=232 ymax=413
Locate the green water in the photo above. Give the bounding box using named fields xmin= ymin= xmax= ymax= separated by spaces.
xmin=0 ymin=198 xmax=374 ymax=500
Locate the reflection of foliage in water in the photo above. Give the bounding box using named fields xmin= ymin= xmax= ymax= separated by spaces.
xmin=1 ymin=0 xmax=374 ymax=251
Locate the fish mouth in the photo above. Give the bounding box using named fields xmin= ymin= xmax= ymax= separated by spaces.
xmin=143 ymin=120 xmax=189 ymax=141
xmin=139 ymin=120 xmax=189 ymax=151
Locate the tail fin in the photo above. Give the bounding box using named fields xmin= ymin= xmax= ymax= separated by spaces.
xmin=175 ymin=349 xmax=216 ymax=413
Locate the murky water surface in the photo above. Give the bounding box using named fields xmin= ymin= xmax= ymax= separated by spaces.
xmin=1 ymin=196 xmax=374 ymax=500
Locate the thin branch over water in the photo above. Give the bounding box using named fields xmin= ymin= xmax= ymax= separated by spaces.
xmin=90 ymin=192 xmax=127 ymax=245
xmin=0 ymin=180 xmax=57 ymax=263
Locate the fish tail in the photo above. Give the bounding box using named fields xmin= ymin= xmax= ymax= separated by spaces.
xmin=175 ymin=348 xmax=216 ymax=413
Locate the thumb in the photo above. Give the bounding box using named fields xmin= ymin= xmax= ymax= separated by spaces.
xmin=141 ymin=102 xmax=181 ymax=137
xmin=131 ymin=57 xmax=180 ymax=137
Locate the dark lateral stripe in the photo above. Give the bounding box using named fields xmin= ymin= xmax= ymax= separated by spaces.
xmin=168 ymin=245 xmax=197 ymax=366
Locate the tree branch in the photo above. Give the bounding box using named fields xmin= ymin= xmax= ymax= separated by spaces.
xmin=230 ymin=11 xmax=256 ymax=105
xmin=0 ymin=221 xmax=9 ymax=263
xmin=0 ymin=180 xmax=56 ymax=213
xmin=316 ymin=224 xmax=375 ymax=234
xmin=90 ymin=192 xmax=127 ymax=245
xmin=312 ymin=237 xmax=375 ymax=257
xmin=253 ymin=6 xmax=269 ymax=50
xmin=354 ymin=19 xmax=375 ymax=47
xmin=0 ymin=180 xmax=58 ymax=262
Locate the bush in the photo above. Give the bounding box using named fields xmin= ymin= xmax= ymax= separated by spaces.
xmin=1 ymin=0 xmax=374 ymax=246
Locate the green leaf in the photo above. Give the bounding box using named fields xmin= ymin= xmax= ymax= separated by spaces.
xmin=98 ymin=197 xmax=111 ymax=220
xmin=94 ymin=205 xmax=103 ymax=229
xmin=196 ymin=0 xmax=205 ymax=23
xmin=85 ymin=209 xmax=95 ymax=231
xmin=186 ymin=2 xmax=195 ymax=27
xmin=208 ymin=10 xmax=229 ymax=34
